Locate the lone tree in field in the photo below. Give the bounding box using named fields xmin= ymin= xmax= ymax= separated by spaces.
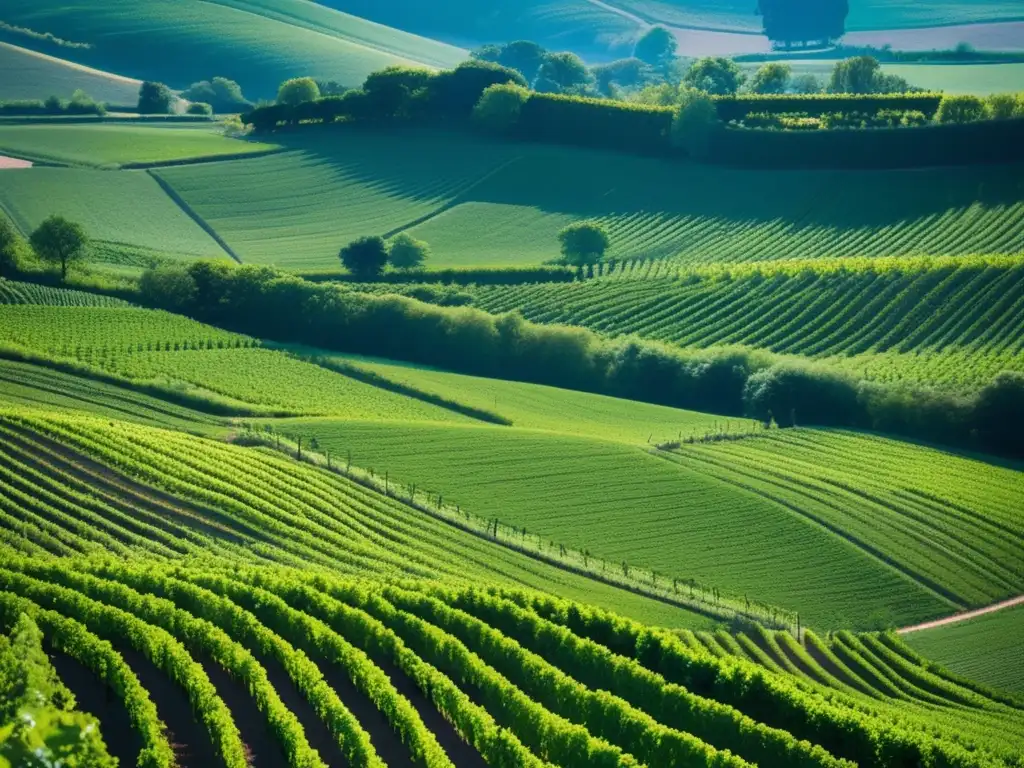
xmin=758 ymin=0 xmax=849 ymax=49
xmin=633 ymin=26 xmax=677 ymax=71
xmin=558 ymin=222 xmax=609 ymax=266
xmin=138 ymin=81 xmax=174 ymax=114
xmin=388 ymin=234 xmax=430 ymax=270
xmin=340 ymin=236 xmax=389 ymax=278
xmin=30 ymin=216 xmax=88 ymax=281
xmin=277 ymin=77 xmax=321 ymax=106
xmin=0 ymin=217 xmax=21 ymax=277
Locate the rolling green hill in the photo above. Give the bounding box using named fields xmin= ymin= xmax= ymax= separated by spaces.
xmin=152 ymin=129 xmax=1024 ymax=270
xmin=0 ymin=42 xmax=140 ymax=103
xmin=904 ymin=606 xmax=1024 ymax=695
xmin=0 ymin=0 xmax=465 ymax=99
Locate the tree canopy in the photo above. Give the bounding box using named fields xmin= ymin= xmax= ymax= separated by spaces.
xmin=473 ymin=83 xmax=529 ymax=134
xmin=758 ymin=0 xmax=849 ymax=48
xmin=388 ymin=234 xmax=431 ymax=270
xmin=29 ymin=216 xmax=88 ymax=281
xmin=182 ymin=77 xmax=251 ymax=112
xmin=634 ymin=27 xmax=678 ymax=70
xmin=558 ymin=222 xmax=609 ymax=266
xmin=537 ymin=52 xmax=592 ymax=93
xmin=277 ymin=77 xmax=321 ymax=106
xmin=683 ymin=57 xmax=745 ymax=95
xmin=0 ymin=217 xmax=21 ymax=278
xmin=137 ymin=81 xmax=173 ymax=114
xmin=828 ymin=56 xmax=914 ymax=94
xmin=340 ymin=236 xmax=389 ymax=278
xmin=749 ymin=62 xmax=792 ymax=94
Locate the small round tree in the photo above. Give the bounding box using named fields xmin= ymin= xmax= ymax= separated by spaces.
xmin=388 ymin=233 xmax=430 ymax=270
xmin=558 ymin=222 xmax=609 ymax=266
xmin=633 ymin=26 xmax=677 ymax=70
xmin=138 ymin=81 xmax=174 ymax=114
xmin=340 ymin=236 xmax=388 ymax=278
xmin=277 ymin=77 xmax=321 ymax=106
xmin=683 ymin=57 xmax=745 ymax=95
xmin=30 ymin=215 xmax=88 ymax=281
xmin=937 ymin=94 xmax=986 ymax=124
xmin=472 ymin=83 xmax=529 ymax=134
xmin=748 ymin=62 xmax=792 ymax=94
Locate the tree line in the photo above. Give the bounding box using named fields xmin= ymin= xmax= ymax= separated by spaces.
xmin=126 ymin=261 xmax=1022 ymax=459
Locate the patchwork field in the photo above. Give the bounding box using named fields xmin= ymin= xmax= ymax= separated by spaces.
xmin=0 ymin=123 xmax=278 ymax=167
xmin=152 ymin=130 xmax=1024 ymax=270
xmin=0 ymin=0 xmax=464 ymax=98
xmin=0 ymin=167 xmax=227 ymax=262
xmin=0 ymin=42 xmax=140 ymax=103
xmin=905 ymin=605 xmax=1024 ymax=695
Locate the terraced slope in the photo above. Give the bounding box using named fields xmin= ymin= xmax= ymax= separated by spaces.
xmin=0 ymin=0 xmax=464 ymax=98
xmin=0 ymin=412 xmax=1021 ymax=768
xmin=905 ymin=605 xmax=1024 ymax=695
xmin=155 ymin=131 xmax=1024 ymax=270
xmin=467 ymin=257 xmax=1024 ymax=391
xmin=0 ymin=41 xmax=139 ymax=103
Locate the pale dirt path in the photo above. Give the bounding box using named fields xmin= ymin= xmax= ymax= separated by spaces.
xmin=898 ymin=595 xmax=1024 ymax=634
xmin=0 ymin=156 xmax=32 ymax=169
xmin=583 ymin=0 xmax=650 ymax=28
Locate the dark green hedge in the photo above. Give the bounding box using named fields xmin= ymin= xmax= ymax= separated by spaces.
xmin=297 ymin=265 xmax=576 ymax=286
xmin=710 ymin=117 xmax=1024 ymax=169
xmin=516 ymin=93 xmax=673 ymax=155
xmin=712 ymin=93 xmax=943 ymax=121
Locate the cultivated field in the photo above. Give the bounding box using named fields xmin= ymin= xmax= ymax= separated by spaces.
xmin=153 ymin=130 xmax=1024 ymax=270
xmin=905 ymin=605 xmax=1024 ymax=695
xmin=782 ymin=60 xmax=1024 ymax=96
xmin=0 ymin=123 xmax=278 ymax=167
xmin=0 ymin=42 xmax=140 ymax=103
xmin=0 ymin=0 xmax=464 ymax=98
xmin=0 ymin=167 xmax=228 ymax=262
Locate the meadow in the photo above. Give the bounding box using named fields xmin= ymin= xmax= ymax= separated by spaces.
xmin=782 ymin=60 xmax=1024 ymax=96
xmin=0 ymin=123 xmax=278 ymax=167
xmin=904 ymin=606 xmax=1024 ymax=695
xmin=155 ymin=130 xmax=1024 ymax=270
xmin=0 ymin=41 xmax=140 ymax=103
xmin=0 ymin=167 xmax=228 ymax=262
xmin=0 ymin=0 xmax=464 ymax=98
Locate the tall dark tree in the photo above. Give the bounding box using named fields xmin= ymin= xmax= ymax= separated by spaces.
xmin=340 ymin=236 xmax=388 ymax=278
xmin=633 ymin=26 xmax=677 ymax=70
xmin=30 ymin=216 xmax=88 ymax=281
xmin=758 ymin=0 xmax=849 ymax=49
xmin=137 ymin=81 xmax=174 ymax=114
xmin=497 ymin=41 xmax=548 ymax=83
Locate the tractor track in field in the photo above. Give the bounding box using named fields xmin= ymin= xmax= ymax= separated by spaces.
xmin=898 ymin=595 xmax=1024 ymax=634
xmin=147 ymin=169 xmax=242 ymax=263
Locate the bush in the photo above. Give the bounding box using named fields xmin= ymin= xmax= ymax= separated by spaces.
xmin=138 ymin=81 xmax=174 ymax=114
xmin=139 ymin=265 xmax=198 ymax=312
xmin=937 ymin=94 xmax=986 ymax=124
xmin=672 ymin=88 xmax=718 ymax=159
xmin=985 ymin=92 xmax=1022 ymax=120
xmin=0 ymin=217 xmax=22 ymax=277
xmin=181 ymin=77 xmax=251 ymax=112
xmin=712 ymin=93 xmax=943 ymax=122
xmin=187 ymin=102 xmax=213 ymax=116
xmin=558 ymin=222 xmax=609 ymax=266
xmin=277 ymin=77 xmax=320 ymax=107
xmin=473 ymin=83 xmax=529 ymax=134
xmin=743 ymin=364 xmax=862 ymax=427
xmin=973 ymin=372 xmax=1024 ymax=457
xmin=388 ymin=233 xmax=431 ymax=270
xmin=429 ymin=60 xmax=528 ymax=119
xmin=683 ymin=57 xmax=745 ymax=95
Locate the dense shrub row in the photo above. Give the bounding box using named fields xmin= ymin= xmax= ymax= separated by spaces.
xmin=298 ymin=265 xmax=575 ymax=286
xmin=389 ymin=584 xmax=842 ymax=768
xmin=501 ymin=590 xmax=999 ymax=768
xmin=0 ymin=93 xmax=105 ymax=116
xmin=712 ymin=93 xmax=943 ymax=121
xmin=516 ymin=93 xmax=673 ymax=154
xmin=135 ymin=262 xmax=1023 ymax=458
xmin=0 ymin=593 xmax=174 ymax=768
xmin=711 ymin=117 xmax=1024 ymax=168
xmin=0 ymin=567 xmax=249 ymax=768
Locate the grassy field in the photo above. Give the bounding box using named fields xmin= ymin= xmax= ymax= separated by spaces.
xmin=465 ymin=257 xmax=1024 ymax=391
xmin=0 ymin=42 xmax=140 ymax=103
xmin=904 ymin=606 xmax=1024 ymax=695
xmin=0 ymin=0 xmax=464 ymax=99
xmin=0 ymin=168 xmax=227 ymax=262
xmin=274 ymin=419 xmax=960 ymax=629
xmin=0 ymin=123 xmax=278 ymax=167
xmin=154 ymin=130 xmax=1024 ymax=270
xmin=326 ymin=352 xmax=737 ymax=443
xmin=781 ymin=59 xmax=1024 ymax=95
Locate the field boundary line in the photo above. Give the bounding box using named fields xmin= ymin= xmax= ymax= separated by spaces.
xmin=146 ymin=169 xmax=242 ymax=263
xmin=898 ymin=594 xmax=1024 ymax=634
xmin=381 ymin=155 xmax=527 ymax=239
xmin=122 ymin=147 xmax=288 ymax=170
